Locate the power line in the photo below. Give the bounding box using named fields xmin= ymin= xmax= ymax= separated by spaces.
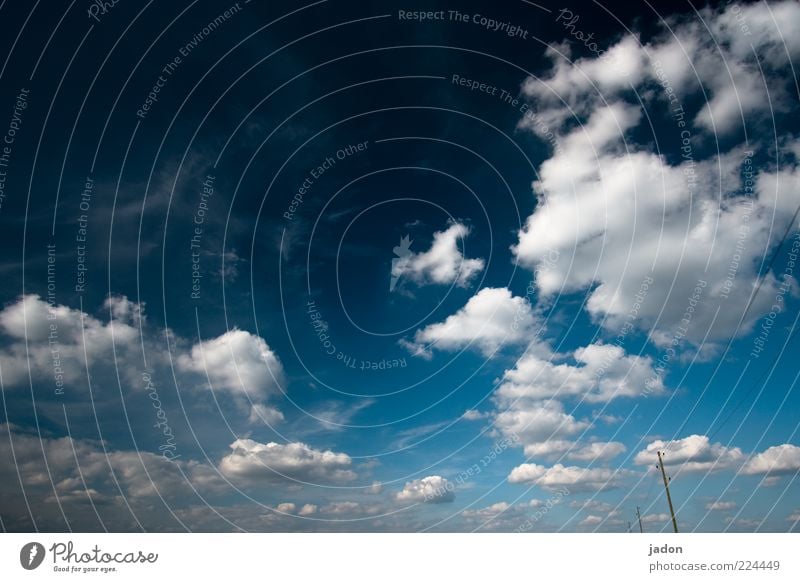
xmin=708 ymin=325 xmax=798 ymax=441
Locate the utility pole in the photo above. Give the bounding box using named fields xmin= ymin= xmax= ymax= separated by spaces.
xmin=657 ymin=450 xmax=679 ymax=533
xmin=627 ymin=521 xmax=632 ymax=533
xmin=636 ymin=506 xmax=644 ymax=533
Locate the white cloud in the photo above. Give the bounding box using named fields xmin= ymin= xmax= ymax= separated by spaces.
xmin=460 ymin=496 xmax=569 ymax=531
xmin=565 ymin=441 xmax=626 ymax=463
xmin=724 ymin=517 xmax=762 ymax=531
xmin=248 ymin=404 xmax=285 ymax=425
xmin=395 ymin=475 xmax=454 ymax=504
xmin=396 ymin=338 xmax=433 ymax=360
xmin=697 ymin=1 xmax=800 ymax=129
xmin=508 ymin=462 xmax=633 ymax=491
xmin=404 ymin=287 xmax=541 ymax=356
xmin=525 ymin=2 xmax=800 ymax=135
xmin=364 ymin=481 xmax=384 ymax=495
xmin=0 ymin=296 xmax=288 ymax=426
xmin=299 ymin=503 xmax=318 ymax=516
xmin=325 ymin=501 xmax=360 ymax=514
xmin=514 ymin=100 xmax=795 ymax=346
xmin=219 ymin=439 xmax=357 ymax=484
xmin=706 ymin=501 xmax=737 ymax=511
xmin=487 ymin=339 xmax=644 ymax=470
xmin=520 ymin=440 xmax=574 ymax=459
xmin=494 ymin=400 xmax=588 ymax=453
xmin=758 ymin=165 xmax=800 ymax=217
xmin=0 ymin=424 xmax=225 ymax=510
xmin=320 ymin=501 xmax=381 ymax=516
xmin=495 ymin=342 xmax=663 ymax=404
xmin=392 ymin=223 xmax=484 ymax=288
xmin=742 ymin=444 xmax=800 ymax=475
xmin=298 ymin=399 xmax=375 ymax=434
xmin=642 ymin=513 xmax=672 ymax=524
xmin=709 ymin=1 xmax=800 ymax=64
xmin=634 ymin=435 xmax=744 ymax=472
xmin=103 ymin=295 xmax=144 ymax=323
xmin=0 ymin=294 xmax=141 ymax=388
xmin=579 ymin=515 xmax=603 ymax=526
xmin=515 ymin=439 xmax=624 ymax=463
xmin=514 ymin=2 xmax=800 ymax=347
xmin=569 ymin=499 xmax=615 ymax=513
xmin=462 ymin=409 xmax=488 ymax=421
xmin=275 ymin=502 xmax=296 ymax=513
xmin=635 ymin=437 xmax=800 ymax=478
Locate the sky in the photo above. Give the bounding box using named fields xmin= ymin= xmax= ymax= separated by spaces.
xmin=0 ymin=0 xmax=799 ymax=532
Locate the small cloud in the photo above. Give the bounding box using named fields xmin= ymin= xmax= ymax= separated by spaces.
xmin=508 ymin=463 xmax=635 ymax=491
xmin=579 ymin=515 xmax=603 ymax=527
xmin=299 ymin=503 xmax=317 ymax=516
xmin=364 ymin=481 xmax=383 ymax=495
xmin=634 ymin=435 xmax=744 ymax=473
xmin=395 ymin=476 xmax=455 ymax=504
xmin=275 ymin=502 xmax=296 ymax=513
xmin=391 ymin=222 xmax=484 ymax=291
xmin=462 ymin=409 xmax=488 ymax=421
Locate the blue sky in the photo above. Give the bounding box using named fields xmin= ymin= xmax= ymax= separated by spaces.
xmin=1 ymin=0 xmax=799 ymax=532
